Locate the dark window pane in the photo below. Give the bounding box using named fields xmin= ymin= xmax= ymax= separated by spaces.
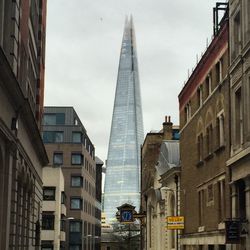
xmin=71 ymin=176 xmax=82 ymax=187
xmin=54 ymin=153 xmax=63 ymax=165
xmin=43 ymin=113 xmax=65 ymax=125
xmin=70 ymin=221 xmax=82 ymax=232
xmin=55 ymin=132 xmax=63 ymax=142
xmin=71 ymin=154 xmax=82 ymax=165
xmin=61 ymin=192 xmax=66 ymax=204
xmin=43 ymin=114 xmax=56 ymax=125
xmin=71 ymin=198 xmax=82 ymax=209
xmin=43 ymin=188 xmax=55 ymax=200
xmin=43 ymin=131 xmax=54 ymax=143
xmin=72 ymin=132 xmax=82 ymax=143
xmin=56 ymin=113 xmax=65 ymax=125
xmin=42 ymin=214 xmax=55 ymax=230
xmin=43 ymin=131 xmax=63 ymax=143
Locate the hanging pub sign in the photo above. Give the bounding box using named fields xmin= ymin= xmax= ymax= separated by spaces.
xmin=225 ymin=220 xmax=240 ymax=244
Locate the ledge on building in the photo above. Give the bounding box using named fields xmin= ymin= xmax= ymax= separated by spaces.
xmin=204 ymin=153 xmax=214 ymax=161
xmin=214 ymin=145 xmax=225 ymax=154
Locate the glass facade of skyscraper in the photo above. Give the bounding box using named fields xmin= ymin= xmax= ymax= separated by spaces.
xmin=103 ymin=17 xmax=144 ymax=223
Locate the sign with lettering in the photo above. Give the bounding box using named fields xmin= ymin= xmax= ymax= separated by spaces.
xmin=166 ymin=216 xmax=185 ymax=230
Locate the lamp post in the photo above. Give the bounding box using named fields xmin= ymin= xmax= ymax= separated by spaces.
xmin=82 ymin=235 xmax=100 ymax=250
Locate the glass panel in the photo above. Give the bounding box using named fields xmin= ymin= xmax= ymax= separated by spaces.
xmin=72 ymin=132 xmax=82 ymax=143
xmin=71 ymin=176 xmax=82 ymax=187
xmin=55 ymin=132 xmax=63 ymax=142
xmin=71 ymin=198 xmax=81 ymax=209
xmin=71 ymin=154 xmax=82 ymax=165
xmin=42 ymin=214 xmax=54 ymax=230
xmin=54 ymin=153 xmax=63 ymax=165
xmin=43 ymin=188 xmax=55 ymax=200
xmin=70 ymin=221 xmax=81 ymax=232
xmin=43 ymin=131 xmax=54 ymax=143
xmin=43 ymin=114 xmax=56 ymax=125
xmin=56 ymin=113 xmax=65 ymax=125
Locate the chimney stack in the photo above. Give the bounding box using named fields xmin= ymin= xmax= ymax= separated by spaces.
xmin=163 ymin=116 xmax=173 ymax=140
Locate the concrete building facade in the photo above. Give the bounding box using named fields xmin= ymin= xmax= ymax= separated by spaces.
xmin=42 ymin=106 xmax=99 ymax=250
xmin=178 ymin=9 xmax=230 ymax=250
xmin=0 ymin=0 xmax=48 ymax=249
xmin=228 ymin=0 xmax=250 ymax=249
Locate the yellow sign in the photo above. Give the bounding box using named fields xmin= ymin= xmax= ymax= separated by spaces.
xmin=166 ymin=216 xmax=185 ymax=230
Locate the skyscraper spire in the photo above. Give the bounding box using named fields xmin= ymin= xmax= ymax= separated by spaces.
xmin=103 ymin=17 xmax=144 ymax=223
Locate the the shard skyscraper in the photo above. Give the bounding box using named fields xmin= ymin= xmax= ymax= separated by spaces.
xmin=103 ymin=16 xmax=144 ymax=223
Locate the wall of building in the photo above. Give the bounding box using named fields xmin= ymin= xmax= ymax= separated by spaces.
xmin=179 ymin=16 xmax=231 ymax=249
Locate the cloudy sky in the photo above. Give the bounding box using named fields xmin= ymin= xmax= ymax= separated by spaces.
xmin=45 ymin=0 xmax=226 ymax=162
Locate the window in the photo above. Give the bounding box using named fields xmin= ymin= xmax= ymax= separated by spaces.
xmin=42 ymin=213 xmax=55 ymax=230
xmin=70 ymin=197 xmax=82 ymax=210
xmin=232 ymin=11 xmax=241 ymax=58
xmin=71 ymin=176 xmax=83 ymax=187
xmin=206 ymin=124 xmax=213 ymax=155
xmin=43 ymin=187 xmax=55 ymax=200
xmin=205 ymin=75 xmax=212 ymax=97
xmin=216 ymin=114 xmax=225 ymax=148
xmin=197 ymin=133 xmax=203 ymax=161
xmin=61 ymin=191 xmax=66 ymax=204
xmin=71 ymin=153 xmax=83 ymax=165
xmin=216 ymin=60 xmax=222 ymax=84
xmin=218 ymin=180 xmax=226 ymax=221
xmin=43 ymin=131 xmax=63 ymax=143
xmin=53 ymin=153 xmax=63 ymax=165
xmin=184 ymin=101 xmax=191 ymax=123
xmin=235 ymin=87 xmax=243 ymax=146
xmin=70 ymin=221 xmax=82 ymax=232
xmin=197 ymin=86 xmax=203 ymax=107
xmin=43 ymin=113 xmax=65 ymax=125
xmin=207 ymin=184 xmax=214 ymax=202
xmin=60 ymin=218 xmax=65 ymax=231
xmin=72 ymin=132 xmax=82 ymax=143
xmin=198 ymin=189 xmax=205 ymax=225
xmin=41 ymin=241 xmax=54 ymax=250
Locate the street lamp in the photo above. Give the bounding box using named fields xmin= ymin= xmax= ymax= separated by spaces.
xmin=82 ymin=235 xmax=100 ymax=250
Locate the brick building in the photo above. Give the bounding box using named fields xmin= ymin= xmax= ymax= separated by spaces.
xmin=0 ymin=0 xmax=48 ymax=249
xmin=178 ymin=7 xmax=230 ymax=249
xmin=227 ymin=0 xmax=250 ymax=249
xmin=42 ymin=106 xmax=99 ymax=250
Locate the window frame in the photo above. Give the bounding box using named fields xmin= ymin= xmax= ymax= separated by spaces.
xmin=42 ymin=213 xmax=55 ymax=230
xmin=71 ymin=176 xmax=83 ymax=187
xmin=72 ymin=132 xmax=82 ymax=143
xmin=43 ymin=187 xmax=56 ymax=201
xmin=53 ymin=152 xmax=63 ymax=165
xmin=70 ymin=197 xmax=82 ymax=210
xmin=71 ymin=153 xmax=83 ymax=165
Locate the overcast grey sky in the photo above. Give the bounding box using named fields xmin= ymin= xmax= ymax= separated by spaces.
xmin=45 ymin=0 xmax=224 ymax=162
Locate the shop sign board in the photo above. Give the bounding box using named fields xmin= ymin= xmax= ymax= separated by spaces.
xmin=166 ymin=216 xmax=184 ymax=230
